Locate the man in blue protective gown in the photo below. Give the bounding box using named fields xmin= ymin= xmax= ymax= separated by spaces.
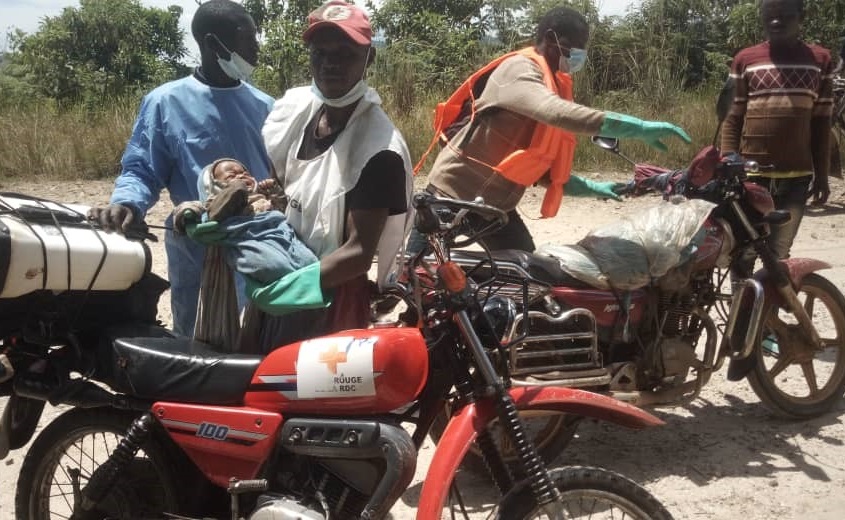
xmin=88 ymin=0 xmax=274 ymax=336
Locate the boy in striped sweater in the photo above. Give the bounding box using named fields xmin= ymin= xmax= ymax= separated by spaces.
xmin=721 ymin=0 xmax=834 ymax=274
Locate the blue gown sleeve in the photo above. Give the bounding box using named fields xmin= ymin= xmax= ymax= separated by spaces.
xmin=110 ymin=95 xmax=174 ymax=218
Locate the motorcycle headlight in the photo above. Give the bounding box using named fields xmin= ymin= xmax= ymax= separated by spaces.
xmin=481 ymin=296 xmax=518 ymax=345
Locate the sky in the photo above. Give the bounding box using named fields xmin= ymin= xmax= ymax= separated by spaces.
xmin=1 ymin=0 xmax=642 ymax=64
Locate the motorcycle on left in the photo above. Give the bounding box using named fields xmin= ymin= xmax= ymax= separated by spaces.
xmin=0 ymin=192 xmax=672 ymax=519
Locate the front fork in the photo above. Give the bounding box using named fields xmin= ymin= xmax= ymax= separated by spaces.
xmin=725 ymin=200 xmax=822 ymax=360
xmin=454 ymin=310 xmax=563 ymax=513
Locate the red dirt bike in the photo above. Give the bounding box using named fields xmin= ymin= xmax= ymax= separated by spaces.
xmin=400 ymin=140 xmax=845 ymax=470
xmin=0 ymin=193 xmax=671 ymax=519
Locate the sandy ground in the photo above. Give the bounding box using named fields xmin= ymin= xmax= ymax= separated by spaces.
xmin=1 ymin=169 xmax=845 ymax=519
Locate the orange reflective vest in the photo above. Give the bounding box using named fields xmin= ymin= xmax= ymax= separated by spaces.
xmin=418 ymin=47 xmax=577 ymax=218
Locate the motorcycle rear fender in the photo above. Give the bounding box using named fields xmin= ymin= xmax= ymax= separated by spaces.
xmin=0 ymin=393 xmax=46 ymax=460
xmin=415 ymin=386 xmax=663 ymax=518
xmin=726 ymin=258 xmax=831 ymax=381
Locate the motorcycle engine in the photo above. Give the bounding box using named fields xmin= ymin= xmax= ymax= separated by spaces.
xmin=654 ymin=291 xmax=699 ymax=382
xmin=658 ymin=337 xmax=697 ymax=381
xmin=249 ymin=494 xmax=326 ymax=519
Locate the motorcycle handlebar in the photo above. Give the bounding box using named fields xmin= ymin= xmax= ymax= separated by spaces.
xmin=412 ymin=192 xmax=509 ymax=234
xmin=718 ymin=156 xmax=773 ymax=183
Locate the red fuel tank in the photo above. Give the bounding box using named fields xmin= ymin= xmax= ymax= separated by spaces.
xmin=244 ymin=328 xmax=429 ymax=415
xmin=689 ymin=217 xmax=733 ymax=271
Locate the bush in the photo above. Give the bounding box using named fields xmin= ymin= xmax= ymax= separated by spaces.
xmin=0 ymin=96 xmax=139 ymax=180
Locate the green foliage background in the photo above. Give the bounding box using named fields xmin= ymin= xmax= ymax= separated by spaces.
xmin=0 ymin=0 xmax=843 ymax=180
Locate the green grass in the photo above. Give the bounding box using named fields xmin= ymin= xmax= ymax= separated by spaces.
xmin=0 ymin=87 xmax=723 ymax=181
xmin=0 ymin=96 xmax=139 ymax=181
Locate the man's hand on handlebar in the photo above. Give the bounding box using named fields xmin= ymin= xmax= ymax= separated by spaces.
xmin=87 ymin=203 xmax=135 ymax=233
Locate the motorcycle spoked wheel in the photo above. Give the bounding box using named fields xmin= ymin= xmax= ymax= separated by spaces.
xmin=746 ymin=273 xmax=845 ymax=418
xmin=15 ymin=407 xmax=181 ymax=520
xmin=495 ymin=466 xmax=674 ymax=519
xmin=429 ymin=407 xmax=579 ymax=476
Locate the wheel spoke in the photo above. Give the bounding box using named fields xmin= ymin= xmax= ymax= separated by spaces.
xmin=52 ymin=471 xmax=75 ymax=513
xmin=74 ymin=440 xmax=100 ymax=475
xmin=768 ymin=355 xmax=792 ymax=380
xmin=801 ymin=361 xmax=820 ymax=395
xmin=803 ymin=293 xmax=816 ymax=318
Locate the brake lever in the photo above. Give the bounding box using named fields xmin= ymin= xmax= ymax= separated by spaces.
xmin=445 ymin=208 xmax=470 ymax=230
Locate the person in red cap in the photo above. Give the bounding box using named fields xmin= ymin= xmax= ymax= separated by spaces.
xmin=238 ymin=0 xmax=413 ymax=352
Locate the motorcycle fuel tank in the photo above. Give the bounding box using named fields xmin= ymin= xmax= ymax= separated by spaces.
xmin=743 ymin=181 xmax=776 ymax=216
xmin=689 ymin=217 xmax=734 ymax=270
xmin=244 ymin=328 xmax=429 ymax=415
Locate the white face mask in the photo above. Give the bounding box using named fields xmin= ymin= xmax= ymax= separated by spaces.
xmin=310 ymin=47 xmax=371 ymax=107
xmin=311 ymin=79 xmax=368 ymax=107
xmin=214 ymin=38 xmax=255 ymax=82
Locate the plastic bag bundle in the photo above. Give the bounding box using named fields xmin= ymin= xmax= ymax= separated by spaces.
xmin=541 ymin=199 xmax=715 ymax=290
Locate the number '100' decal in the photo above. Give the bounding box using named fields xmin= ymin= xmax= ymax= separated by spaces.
xmin=196 ymin=422 xmax=230 ymax=440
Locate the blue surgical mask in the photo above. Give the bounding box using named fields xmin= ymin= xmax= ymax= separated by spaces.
xmin=214 ymin=38 xmax=255 ymax=82
xmin=552 ymin=32 xmax=587 ymax=74
xmin=567 ymin=48 xmax=587 ymax=73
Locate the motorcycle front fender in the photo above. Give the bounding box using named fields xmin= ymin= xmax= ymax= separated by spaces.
xmin=415 ymin=386 xmax=663 ymax=519
xmin=756 ymin=257 xmax=831 ymax=306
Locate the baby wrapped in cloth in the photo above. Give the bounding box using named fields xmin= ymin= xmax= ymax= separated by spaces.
xmin=173 ymin=158 xmax=320 ymax=347
xmin=176 ymin=158 xmax=317 ymax=284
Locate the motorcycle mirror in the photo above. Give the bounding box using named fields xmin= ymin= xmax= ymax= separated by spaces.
xmin=591 ymin=135 xmax=635 ymax=166
xmin=591 ymin=135 xmax=620 ymax=152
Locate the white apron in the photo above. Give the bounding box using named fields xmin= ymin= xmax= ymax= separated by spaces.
xmin=262 ymin=87 xmax=413 ymax=289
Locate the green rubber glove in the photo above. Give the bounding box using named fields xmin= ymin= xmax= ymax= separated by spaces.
xmin=599 ymin=112 xmax=692 ymax=152
xmin=185 ymin=219 xmax=228 ymax=245
xmin=565 ymin=175 xmax=624 ymax=201
xmin=245 ymin=262 xmax=333 ymax=316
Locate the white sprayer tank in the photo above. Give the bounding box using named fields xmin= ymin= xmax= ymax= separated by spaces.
xmin=0 ymin=194 xmax=150 ymax=298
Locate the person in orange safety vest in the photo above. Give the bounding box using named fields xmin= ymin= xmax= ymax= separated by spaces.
xmin=408 ymin=6 xmax=692 ymax=254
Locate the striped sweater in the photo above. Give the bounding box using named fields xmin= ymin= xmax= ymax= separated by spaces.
xmin=720 ymin=41 xmax=834 ymax=178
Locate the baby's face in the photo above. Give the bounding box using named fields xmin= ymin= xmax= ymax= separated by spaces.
xmin=213 ymin=160 xmax=256 ymax=191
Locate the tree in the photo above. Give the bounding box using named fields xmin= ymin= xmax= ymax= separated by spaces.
xmin=12 ymin=0 xmax=186 ymax=105
xmin=368 ymin=0 xmax=486 ymax=97
xmin=244 ymin=0 xmax=322 ymax=96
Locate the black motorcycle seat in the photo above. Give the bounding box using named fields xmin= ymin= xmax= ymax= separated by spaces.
xmin=103 ymin=329 xmax=263 ymax=405
xmin=451 ymin=249 xmax=594 ymax=288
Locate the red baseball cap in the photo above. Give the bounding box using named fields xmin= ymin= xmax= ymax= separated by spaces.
xmin=303 ymin=1 xmax=372 ymax=45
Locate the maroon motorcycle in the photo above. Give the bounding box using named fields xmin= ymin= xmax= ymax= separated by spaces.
xmin=399 ymin=140 xmax=845 ymax=470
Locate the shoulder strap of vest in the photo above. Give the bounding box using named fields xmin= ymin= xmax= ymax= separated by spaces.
xmin=413 ymin=49 xmax=525 ymax=174
xmin=516 ymin=47 xmax=560 ymax=94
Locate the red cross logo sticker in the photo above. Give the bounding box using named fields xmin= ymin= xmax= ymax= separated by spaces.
xmin=318 ymin=343 xmax=348 ymax=374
